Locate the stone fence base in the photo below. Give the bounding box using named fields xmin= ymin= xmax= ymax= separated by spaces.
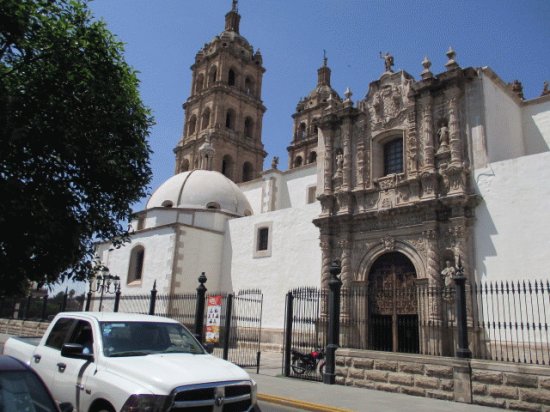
xmin=0 ymin=319 xmax=49 ymax=337
xmin=336 ymin=349 xmax=550 ymax=411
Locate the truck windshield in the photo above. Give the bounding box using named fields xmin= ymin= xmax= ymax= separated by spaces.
xmin=100 ymin=321 xmax=205 ymax=357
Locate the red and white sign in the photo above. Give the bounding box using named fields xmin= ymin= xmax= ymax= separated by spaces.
xmin=205 ymin=295 xmax=222 ymax=344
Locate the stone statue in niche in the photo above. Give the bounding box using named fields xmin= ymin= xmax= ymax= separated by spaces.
xmin=336 ymin=152 xmax=344 ymax=172
xmin=440 ymin=260 xmax=456 ymax=287
xmin=437 ymin=121 xmax=450 ymax=153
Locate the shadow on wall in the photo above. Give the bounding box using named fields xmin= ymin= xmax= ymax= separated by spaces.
xmin=473 ymin=171 xmax=498 ymax=282
xmin=524 ymin=103 xmax=550 ymax=155
xmin=220 ymin=229 xmax=234 ymax=293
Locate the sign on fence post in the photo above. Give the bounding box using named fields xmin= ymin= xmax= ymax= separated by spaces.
xmin=206 ymin=296 xmax=222 ymax=344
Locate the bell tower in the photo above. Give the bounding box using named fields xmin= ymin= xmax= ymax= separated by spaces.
xmin=174 ymin=1 xmax=267 ymax=183
xmin=287 ymin=54 xmax=341 ymax=169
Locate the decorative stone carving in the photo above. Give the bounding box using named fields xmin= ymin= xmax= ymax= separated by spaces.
xmin=381 ymin=235 xmax=395 ymax=251
xmin=380 ymin=51 xmax=395 ymax=73
xmin=271 ymin=156 xmax=279 ymax=169
xmin=367 ymin=81 xmax=409 ymax=129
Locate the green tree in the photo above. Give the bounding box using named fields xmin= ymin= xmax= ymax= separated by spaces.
xmin=0 ymin=0 xmax=153 ymax=294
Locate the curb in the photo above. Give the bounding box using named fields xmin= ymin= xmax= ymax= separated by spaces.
xmin=258 ymin=393 xmax=353 ymax=412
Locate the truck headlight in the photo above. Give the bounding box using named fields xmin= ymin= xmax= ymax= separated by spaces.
xmin=121 ymin=394 xmax=168 ymax=412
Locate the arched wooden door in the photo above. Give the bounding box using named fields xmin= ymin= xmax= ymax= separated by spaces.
xmin=368 ymin=252 xmax=419 ymax=353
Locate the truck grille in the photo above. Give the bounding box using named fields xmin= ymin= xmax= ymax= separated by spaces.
xmin=169 ymin=380 xmax=254 ymax=412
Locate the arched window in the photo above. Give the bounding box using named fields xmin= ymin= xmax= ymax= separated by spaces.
xmin=244 ymin=117 xmax=253 ymax=138
xmin=294 ymin=156 xmax=303 ymax=168
xmin=308 ymin=151 xmax=317 ymax=164
xmin=228 ymin=69 xmax=236 ymax=86
xmin=225 ymin=109 xmax=235 ymax=130
xmin=180 ymin=158 xmax=190 ymax=172
xmin=201 ymin=108 xmax=210 ymax=130
xmin=244 ymin=76 xmax=254 ymax=95
xmin=127 ymin=245 xmax=145 ymax=284
xmin=383 ymin=137 xmax=403 ymax=175
xmin=208 ymin=66 xmax=217 ymax=86
xmin=242 ymin=162 xmax=253 ymax=182
xmin=298 ymin=122 xmax=306 ymax=139
xmin=222 ymin=155 xmax=233 ymax=179
xmin=195 ymin=74 xmax=204 ymax=94
xmin=188 ymin=115 xmax=197 ymax=135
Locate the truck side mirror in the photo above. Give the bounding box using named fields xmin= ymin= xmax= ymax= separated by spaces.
xmin=61 ymin=343 xmax=94 ymax=362
xmin=203 ymin=343 xmax=215 ymax=354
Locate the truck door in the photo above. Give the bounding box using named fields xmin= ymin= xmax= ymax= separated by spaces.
xmin=31 ymin=317 xmax=74 ymax=400
xmin=54 ymin=320 xmax=96 ymax=411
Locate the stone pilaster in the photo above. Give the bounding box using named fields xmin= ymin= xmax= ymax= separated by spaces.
xmin=446 ymin=87 xmax=463 ymax=167
xmin=342 ymin=119 xmax=352 ymax=191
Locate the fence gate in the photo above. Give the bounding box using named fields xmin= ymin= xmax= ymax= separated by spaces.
xmin=283 ymin=287 xmax=327 ymax=382
xmin=221 ymin=289 xmax=263 ymax=367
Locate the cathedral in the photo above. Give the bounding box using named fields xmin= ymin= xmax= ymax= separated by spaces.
xmin=96 ymin=2 xmax=550 ymax=344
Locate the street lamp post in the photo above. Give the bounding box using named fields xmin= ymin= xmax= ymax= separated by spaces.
xmin=87 ymin=271 xmax=120 ymax=312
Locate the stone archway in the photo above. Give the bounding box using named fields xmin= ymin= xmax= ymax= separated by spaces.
xmin=367 ymin=252 xmax=419 ymax=353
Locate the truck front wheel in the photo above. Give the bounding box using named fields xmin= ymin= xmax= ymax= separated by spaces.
xmin=90 ymin=400 xmax=115 ymax=412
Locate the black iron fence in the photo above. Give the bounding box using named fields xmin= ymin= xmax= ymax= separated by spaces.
xmin=84 ymin=279 xmax=263 ymax=368
xmin=0 ymin=291 xmax=85 ymax=321
xmin=285 ymin=278 xmax=550 ymax=372
xmin=472 ymin=280 xmax=550 ymax=365
xmin=283 ymin=287 xmax=328 ymax=382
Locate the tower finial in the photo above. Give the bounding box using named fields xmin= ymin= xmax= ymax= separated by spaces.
xmin=232 ymin=0 xmax=238 ymax=12
xmin=323 ymin=49 xmax=328 ymax=67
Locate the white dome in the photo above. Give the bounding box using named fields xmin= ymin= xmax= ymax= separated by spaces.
xmin=147 ymin=170 xmax=252 ymax=216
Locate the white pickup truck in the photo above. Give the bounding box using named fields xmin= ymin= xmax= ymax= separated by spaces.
xmin=4 ymin=312 xmax=257 ymax=412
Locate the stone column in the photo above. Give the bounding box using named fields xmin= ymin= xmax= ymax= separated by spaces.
xmin=342 ymin=119 xmax=352 ymax=191
xmin=356 ymin=134 xmax=366 ymax=189
xmin=406 ymin=105 xmax=418 ymax=175
xmin=323 ymin=127 xmax=334 ymax=195
xmin=421 ymin=94 xmax=435 ymax=171
xmin=446 ymin=87 xmax=463 ymax=167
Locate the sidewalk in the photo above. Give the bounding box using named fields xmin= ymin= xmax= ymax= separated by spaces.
xmin=246 ymin=352 xmax=502 ymax=412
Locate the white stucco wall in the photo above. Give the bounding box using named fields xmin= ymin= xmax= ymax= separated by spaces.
xmin=522 ymin=98 xmax=550 ymax=155
xmin=285 ymin=165 xmax=317 ymax=208
xmin=481 ymin=72 xmax=525 ymax=162
xmin=177 ymin=226 xmax=225 ymax=293
xmin=97 ymin=226 xmax=176 ymax=295
xmin=473 ymin=151 xmax=550 ymax=281
xmin=221 ymin=202 xmax=322 ymax=329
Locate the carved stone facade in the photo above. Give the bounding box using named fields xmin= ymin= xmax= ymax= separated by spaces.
xmin=173 ymin=3 xmax=266 ymax=183
xmin=313 ymin=56 xmax=480 ymax=294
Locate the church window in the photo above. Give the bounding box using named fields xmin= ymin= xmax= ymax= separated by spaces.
xmin=307 ymin=186 xmax=317 ymax=204
xmin=298 ymin=122 xmax=306 ymax=139
xmin=208 ymin=66 xmax=217 ymax=86
xmin=127 ymin=245 xmax=145 ymax=284
xmin=228 ymin=69 xmax=236 ymax=86
xmin=188 ymin=115 xmax=197 ymax=135
xmin=195 ymin=74 xmax=204 ymax=94
xmin=201 ymin=108 xmax=210 ymax=130
xmin=383 ymin=137 xmax=403 ymax=175
xmin=222 ymin=155 xmax=233 ymax=179
xmin=294 ymin=156 xmax=303 ymax=168
xmin=244 ymin=117 xmax=253 ymax=138
xmin=308 ymin=151 xmax=317 ymax=164
xmin=244 ymin=76 xmax=254 ymax=95
xmin=242 ymin=162 xmax=253 ymax=182
xmin=257 ymin=228 xmax=269 ymax=251
xmin=161 ymin=200 xmax=173 ymax=208
xmin=253 ymin=222 xmax=272 ymax=258
xmin=206 ymin=202 xmax=220 ymax=210
xmin=225 ymin=109 xmax=235 ymax=130
xmin=136 ymin=214 xmax=145 ymax=231
xmin=180 ymin=158 xmax=190 ymax=172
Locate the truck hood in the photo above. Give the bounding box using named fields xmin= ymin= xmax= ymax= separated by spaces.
xmin=101 ymin=353 xmax=251 ymax=394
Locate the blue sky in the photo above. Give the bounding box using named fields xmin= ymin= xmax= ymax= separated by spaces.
xmin=89 ymin=0 xmax=549 ymax=210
